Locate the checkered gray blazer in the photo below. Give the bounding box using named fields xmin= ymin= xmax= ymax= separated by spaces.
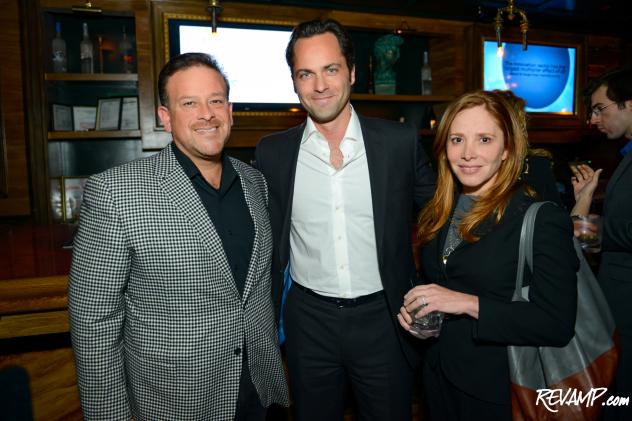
xmin=68 ymin=145 xmax=289 ymax=421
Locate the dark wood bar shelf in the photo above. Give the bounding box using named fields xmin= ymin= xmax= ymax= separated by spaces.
xmin=351 ymin=93 xmax=453 ymax=102
xmin=48 ymin=130 xmax=141 ymax=140
xmin=45 ymin=73 xmax=138 ymax=82
xmin=419 ymin=129 xmax=436 ymax=136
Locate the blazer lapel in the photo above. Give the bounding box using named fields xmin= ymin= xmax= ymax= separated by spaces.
xmin=155 ymin=146 xmax=240 ymax=301
xmin=361 ymin=117 xmax=388 ymax=265
xmin=232 ymin=160 xmax=264 ymax=302
xmin=279 ymin=125 xmax=304 ymax=265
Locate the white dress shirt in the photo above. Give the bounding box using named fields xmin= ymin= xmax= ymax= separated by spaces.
xmin=289 ymin=107 xmax=383 ymax=298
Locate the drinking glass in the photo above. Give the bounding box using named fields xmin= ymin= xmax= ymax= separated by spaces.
xmin=409 ymin=309 xmax=444 ymax=339
xmin=575 ymin=214 xmax=602 ymax=253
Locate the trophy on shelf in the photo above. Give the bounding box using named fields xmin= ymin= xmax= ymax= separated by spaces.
xmin=373 ymin=34 xmax=404 ymax=95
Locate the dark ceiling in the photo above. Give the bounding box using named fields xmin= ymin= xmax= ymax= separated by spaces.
xmin=230 ymin=0 xmax=632 ymax=37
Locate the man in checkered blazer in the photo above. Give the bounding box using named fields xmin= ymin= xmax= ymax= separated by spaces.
xmin=68 ymin=53 xmax=289 ymax=420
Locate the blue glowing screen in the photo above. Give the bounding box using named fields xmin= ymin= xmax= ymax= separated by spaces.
xmin=483 ymin=41 xmax=576 ymax=114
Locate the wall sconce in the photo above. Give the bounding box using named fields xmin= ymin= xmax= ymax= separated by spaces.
xmin=394 ymin=21 xmax=413 ymax=35
xmin=494 ymin=0 xmax=529 ymax=51
xmin=207 ymin=0 xmax=223 ymax=34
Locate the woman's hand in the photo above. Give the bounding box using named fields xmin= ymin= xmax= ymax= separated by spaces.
xmin=571 ymin=164 xmax=602 ymax=204
xmin=396 ymin=309 xmax=438 ymax=339
xmin=401 ymin=283 xmax=479 ymax=320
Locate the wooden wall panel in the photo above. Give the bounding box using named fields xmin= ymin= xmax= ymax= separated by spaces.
xmin=0 ymin=0 xmax=31 ymax=216
xmin=586 ymin=35 xmax=623 ymax=78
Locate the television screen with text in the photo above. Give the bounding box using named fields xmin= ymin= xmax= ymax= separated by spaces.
xmin=483 ymin=40 xmax=576 ymax=114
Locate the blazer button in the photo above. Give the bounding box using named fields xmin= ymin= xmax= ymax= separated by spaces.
xmin=234 ymin=347 xmax=241 ymax=356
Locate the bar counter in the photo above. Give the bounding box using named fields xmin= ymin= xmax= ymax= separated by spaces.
xmin=0 ymin=222 xmax=75 ymax=339
xmin=0 ymin=222 xmax=82 ymax=420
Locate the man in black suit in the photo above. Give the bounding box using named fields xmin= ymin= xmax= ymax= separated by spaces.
xmin=571 ymin=67 xmax=632 ymax=421
xmin=255 ymin=19 xmax=435 ymax=421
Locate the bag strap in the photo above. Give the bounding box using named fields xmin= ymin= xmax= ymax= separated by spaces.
xmin=513 ymin=201 xmax=554 ymax=301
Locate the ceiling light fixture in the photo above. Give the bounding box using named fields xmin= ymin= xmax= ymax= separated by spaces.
xmin=207 ymin=0 xmax=223 ymax=34
xmin=494 ymin=0 xmax=529 ymax=51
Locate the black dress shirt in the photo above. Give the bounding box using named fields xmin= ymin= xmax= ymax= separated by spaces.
xmin=172 ymin=143 xmax=254 ymax=295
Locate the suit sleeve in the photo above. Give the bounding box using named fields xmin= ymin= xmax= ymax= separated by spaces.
xmin=254 ymin=139 xmax=268 ymax=178
xmin=413 ymin=134 xmax=436 ymax=211
xmin=603 ymin=175 xmax=632 ymax=252
xmin=68 ymin=173 xmax=132 ymax=421
xmin=604 ymin=214 xmax=632 ymax=251
xmin=474 ymin=205 xmax=579 ymax=346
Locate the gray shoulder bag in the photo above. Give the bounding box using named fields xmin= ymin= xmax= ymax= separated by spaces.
xmin=508 ymin=202 xmax=618 ymax=420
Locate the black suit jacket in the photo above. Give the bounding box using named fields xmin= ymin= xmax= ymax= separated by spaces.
xmin=420 ymin=190 xmax=578 ymax=404
xmin=598 ymin=152 xmax=632 ymax=336
xmin=523 ymin=155 xmax=563 ymax=206
xmin=255 ymin=114 xmax=436 ymax=366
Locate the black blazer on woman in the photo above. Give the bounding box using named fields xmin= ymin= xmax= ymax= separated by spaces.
xmin=420 ymin=190 xmax=578 ymax=404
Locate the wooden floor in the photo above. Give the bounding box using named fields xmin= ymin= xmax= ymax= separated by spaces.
xmin=1 ymin=333 xmax=424 ymax=421
xmin=0 ymin=334 xmax=82 ymax=421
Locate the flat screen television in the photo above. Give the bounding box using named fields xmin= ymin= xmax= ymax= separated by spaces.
xmin=167 ymin=19 xmax=299 ymax=110
xmin=483 ymin=40 xmax=577 ymax=114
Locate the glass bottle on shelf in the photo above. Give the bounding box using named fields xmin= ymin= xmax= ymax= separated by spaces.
xmin=80 ymin=22 xmax=94 ymax=74
xmin=97 ymin=36 xmax=104 ymax=74
xmin=119 ymin=26 xmax=133 ymax=73
xmin=421 ymin=51 xmax=432 ymax=95
xmin=51 ymin=22 xmax=67 ymax=73
xmin=367 ymin=55 xmax=374 ymax=94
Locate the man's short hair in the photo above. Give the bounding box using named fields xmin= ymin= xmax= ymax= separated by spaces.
xmin=158 ymin=52 xmax=230 ymax=106
xmin=285 ymin=19 xmax=355 ymax=75
xmin=583 ymin=67 xmax=632 ymax=110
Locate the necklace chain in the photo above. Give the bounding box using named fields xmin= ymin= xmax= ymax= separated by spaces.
xmin=442 ymin=219 xmax=461 ymax=265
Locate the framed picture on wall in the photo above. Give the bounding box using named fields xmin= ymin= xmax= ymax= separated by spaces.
xmin=50 ymin=178 xmax=63 ymax=221
xmin=51 ymin=104 xmax=73 ymax=131
xmin=72 ymin=106 xmax=97 ymax=131
xmin=63 ymin=176 xmax=88 ymax=222
xmin=96 ymin=97 xmax=122 ymax=130
xmin=120 ymin=96 xmax=139 ymax=130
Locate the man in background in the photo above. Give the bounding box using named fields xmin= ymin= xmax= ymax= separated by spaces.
xmin=571 ymin=67 xmax=632 ymax=420
xmin=256 ymin=19 xmax=435 ymax=420
xmin=69 ymin=52 xmax=288 ymax=421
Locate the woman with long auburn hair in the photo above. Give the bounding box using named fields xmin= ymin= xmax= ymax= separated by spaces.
xmin=398 ymin=91 xmax=578 ymax=420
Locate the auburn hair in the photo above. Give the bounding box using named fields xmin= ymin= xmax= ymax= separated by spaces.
xmin=417 ymin=90 xmax=531 ymax=245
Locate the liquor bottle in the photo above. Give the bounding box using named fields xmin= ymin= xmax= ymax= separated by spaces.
xmin=367 ymin=55 xmax=374 ymax=94
xmin=80 ymin=22 xmax=94 ymax=74
xmin=421 ymin=51 xmax=432 ymax=95
xmin=51 ymin=22 xmax=67 ymax=73
xmin=119 ymin=26 xmax=133 ymax=73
